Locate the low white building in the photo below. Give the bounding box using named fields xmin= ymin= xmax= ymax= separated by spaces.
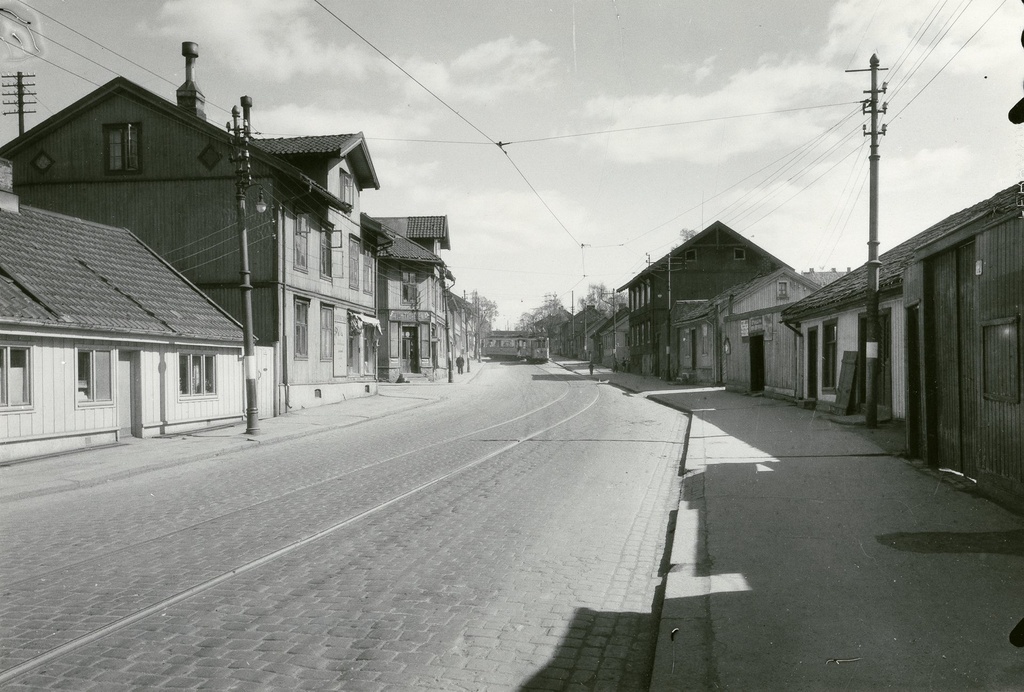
xmin=0 ymin=159 xmax=245 ymax=462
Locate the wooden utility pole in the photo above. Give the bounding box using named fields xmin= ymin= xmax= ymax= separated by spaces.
xmin=2 ymin=72 xmax=36 ymax=135
xmin=847 ymin=54 xmax=887 ymax=428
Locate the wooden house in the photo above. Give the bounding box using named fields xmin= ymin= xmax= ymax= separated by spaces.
xmin=0 ymin=45 xmax=385 ymax=414
xmin=902 ymin=183 xmax=1022 ymax=509
xmin=0 ymin=158 xmax=244 ymax=462
xmin=673 ymin=268 xmax=821 ymax=395
xmin=618 ymin=221 xmax=788 ymax=379
xmin=371 ymin=217 xmax=452 ymax=382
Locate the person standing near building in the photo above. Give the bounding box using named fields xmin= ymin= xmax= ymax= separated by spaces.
xmin=456 ymin=354 xmax=465 ymax=374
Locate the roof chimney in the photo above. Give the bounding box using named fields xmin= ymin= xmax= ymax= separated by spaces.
xmin=176 ymin=41 xmax=206 ymax=120
xmin=0 ymin=158 xmax=19 ymax=213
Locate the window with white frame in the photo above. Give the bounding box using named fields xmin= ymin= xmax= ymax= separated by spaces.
xmin=402 ymin=271 xmax=418 ymax=305
xmin=104 ymin=123 xmax=140 ymax=173
xmin=777 ymin=281 xmax=789 ymax=299
xmin=339 ymin=170 xmax=355 ymax=212
xmin=1 ymin=345 xmax=31 ymax=407
xmin=320 ymin=230 xmax=332 ymax=278
xmin=294 ymin=214 xmax=310 ymax=271
xmin=76 ymin=348 xmax=112 ymax=402
xmin=349 ymin=237 xmax=360 ymax=290
xmin=321 ymin=305 xmax=334 ymax=361
xmin=362 ymin=245 xmax=373 ymax=295
xmin=294 ymin=298 xmax=310 ymax=358
xmin=179 ymin=353 xmax=216 ymax=396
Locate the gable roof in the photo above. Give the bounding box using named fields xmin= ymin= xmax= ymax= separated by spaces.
xmin=375 ymin=216 xmax=451 ymax=250
xmin=0 ymin=204 xmax=242 ymax=341
xmin=0 ymin=77 xmax=356 ymax=212
xmin=782 ymin=183 xmax=1019 ymax=322
xmin=618 ymin=220 xmax=791 ymax=291
xmin=253 ymin=133 xmax=380 ymax=191
xmin=377 ymin=227 xmax=444 ymax=265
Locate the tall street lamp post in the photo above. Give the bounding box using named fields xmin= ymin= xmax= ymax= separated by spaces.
xmin=228 ymin=96 xmax=266 ymax=435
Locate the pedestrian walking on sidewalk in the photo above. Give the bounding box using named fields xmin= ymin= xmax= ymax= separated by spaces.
xmin=456 ymin=354 xmax=465 ymax=374
xmin=588 ymin=358 xmax=594 ymax=376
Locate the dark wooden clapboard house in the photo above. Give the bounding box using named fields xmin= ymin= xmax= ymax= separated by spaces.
xmin=0 ymin=44 xmax=386 ymax=414
xmin=902 ymin=183 xmax=1023 ymax=509
xmin=618 ymin=220 xmax=789 ymax=379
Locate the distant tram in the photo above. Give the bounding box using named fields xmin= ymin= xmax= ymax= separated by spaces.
xmin=483 ymin=332 xmax=549 ymax=363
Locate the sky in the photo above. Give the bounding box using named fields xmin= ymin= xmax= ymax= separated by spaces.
xmin=1 ymin=0 xmax=1021 ymax=327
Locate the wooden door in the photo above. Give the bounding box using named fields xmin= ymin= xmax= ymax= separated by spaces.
xmin=806 ymin=327 xmax=818 ymax=399
xmin=749 ymin=335 xmax=765 ymax=392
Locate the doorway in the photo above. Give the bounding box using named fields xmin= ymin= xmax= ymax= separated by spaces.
xmin=749 ymin=334 xmax=765 ymax=392
xmin=806 ymin=327 xmax=818 ymax=399
xmin=401 ymin=326 xmax=419 ymax=373
xmin=117 ymin=351 xmax=141 ymax=438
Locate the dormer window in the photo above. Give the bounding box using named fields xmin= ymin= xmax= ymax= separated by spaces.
xmin=339 ymin=170 xmax=355 ymax=213
xmin=104 ymin=123 xmax=140 ymax=173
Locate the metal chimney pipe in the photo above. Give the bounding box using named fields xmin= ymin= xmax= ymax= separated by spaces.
xmin=182 ymin=42 xmax=199 ymax=82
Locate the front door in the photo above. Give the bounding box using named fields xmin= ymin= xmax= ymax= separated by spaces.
xmin=401 ymin=326 xmax=419 ymax=373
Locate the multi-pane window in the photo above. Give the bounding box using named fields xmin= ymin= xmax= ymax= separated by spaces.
xmin=77 ymin=348 xmax=112 ymax=402
xmin=362 ymin=245 xmax=373 ymax=295
xmin=294 ymin=214 xmax=309 ymax=271
xmin=1 ymin=345 xmax=30 ymax=407
xmin=822 ymin=322 xmax=838 ymax=388
xmin=320 ymin=230 xmax=332 ymax=278
xmin=340 ymin=170 xmax=355 ymax=211
xmin=294 ymin=299 xmax=309 ymax=358
xmin=179 ymin=353 xmax=216 ymax=396
xmin=349 ymin=237 xmax=360 ymax=290
xmin=321 ymin=305 xmax=334 ymax=361
xmin=104 ymin=123 xmax=140 ymax=173
xmin=401 ymin=271 xmax=418 ymax=305
xmin=777 ymin=281 xmax=789 ymax=299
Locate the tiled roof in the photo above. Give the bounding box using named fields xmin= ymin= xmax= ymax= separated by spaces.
xmin=801 ymin=269 xmax=849 ymax=286
xmin=782 ymin=183 xmax=1019 ymax=322
xmin=253 ymin=134 xmax=359 ymax=156
xmin=375 ymin=216 xmax=450 ymax=244
xmin=377 ymin=229 xmax=443 ymax=264
xmin=0 ymin=206 xmax=242 ymax=341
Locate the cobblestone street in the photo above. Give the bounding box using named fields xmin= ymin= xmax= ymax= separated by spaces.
xmin=0 ymin=362 xmax=687 ymax=690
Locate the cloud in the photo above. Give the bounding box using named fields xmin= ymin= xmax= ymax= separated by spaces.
xmin=578 ymin=58 xmax=849 ymax=164
xmin=402 ymin=37 xmax=559 ymax=105
xmin=154 ymin=0 xmax=378 ymax=81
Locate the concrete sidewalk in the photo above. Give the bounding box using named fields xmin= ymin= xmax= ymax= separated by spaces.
xmin=553 ymin=357 xmax=1024 ymax=689
xmin=0 ymin=380 xmax=458 ymax=502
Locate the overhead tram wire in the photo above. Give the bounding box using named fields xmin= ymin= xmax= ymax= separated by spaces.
xmin=312 ymin=0 xmax=584 ymax=253
xmin=888 ymin=0 xmax=1005 ymax=119
xmin=498 ymin=101 xmax=862 ymax=146
xmin=616 ymin=105 xmax=863 ymax=249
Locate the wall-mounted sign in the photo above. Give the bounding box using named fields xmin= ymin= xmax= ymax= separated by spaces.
xmin=740 ymin=319 xmax=749 ymax=337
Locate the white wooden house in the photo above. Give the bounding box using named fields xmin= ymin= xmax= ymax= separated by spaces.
xmin=0 ymin=159 xmax=245 ymax=462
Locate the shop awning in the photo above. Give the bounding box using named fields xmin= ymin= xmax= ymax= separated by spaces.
xmin=349 ymin=312 xmax=382 ymax=333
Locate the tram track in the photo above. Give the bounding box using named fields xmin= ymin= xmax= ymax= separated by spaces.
xmin=0 ymin=382 xmax=602 ymax=686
